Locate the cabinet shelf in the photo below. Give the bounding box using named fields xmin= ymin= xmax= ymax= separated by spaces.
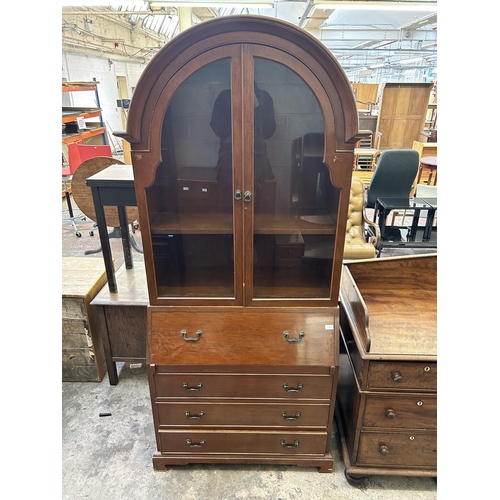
xmin=62 ymin=126 xmax=106 ymax=145
xmin=150 ymin=211 xmax=336 ymax=236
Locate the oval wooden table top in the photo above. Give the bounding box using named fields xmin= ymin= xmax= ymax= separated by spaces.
xmin=420 ymin=156 xmax=437 ymax=167
xmin=71 ymin=156 xmax=140 ymax=228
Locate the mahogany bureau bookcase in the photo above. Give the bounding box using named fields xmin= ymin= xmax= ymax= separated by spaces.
xmin=115 ymin=15 xmax=359 ymax=472
xmin=336 ymin=254 xmax=437 ymax=484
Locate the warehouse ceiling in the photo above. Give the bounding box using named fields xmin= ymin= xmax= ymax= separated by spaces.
xmin=62 ymin=1 xmax=437 ymax=82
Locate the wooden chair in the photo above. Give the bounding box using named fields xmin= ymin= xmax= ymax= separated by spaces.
xmin=353 ymin=130 xmax=381 ymax=171
xmin=343 ymin=177 xmax=380 ymax=260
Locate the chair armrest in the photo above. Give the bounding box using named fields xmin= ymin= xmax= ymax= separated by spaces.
xmin=363 ymin=207 xmax=380 ymax=247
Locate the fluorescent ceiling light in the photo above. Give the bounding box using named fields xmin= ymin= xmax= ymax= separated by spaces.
xmin=150 ymin=0 xmax=274 ymax=6
xmin=313 ymin=1 xmax=437 ymax=11
xmin=62 ymin=1 xmax=148 ymax=5
xmin=62 ymin=0 xmax=275 ymax=6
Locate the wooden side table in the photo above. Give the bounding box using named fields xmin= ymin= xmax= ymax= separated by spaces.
xmin=416 ymin=156 xmax=437 ymax=186
xmin=91 ymin=261 xmax=148 ymax=385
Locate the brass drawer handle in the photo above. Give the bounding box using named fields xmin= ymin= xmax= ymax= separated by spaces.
xmin=186 ymin=439 xmax=205 ymax=448
xmin=379 ymin=445 xmax=389 ymax=456
xmin=391 ymin=371 xmax=403 ymax=383
xmin=181 ymin=329 xmax=202 ymax=341
xmin=280 ymin=439 xmax=299 ymax=449
xmin=283 ymin=383 xmax=303 ymax=393
xmin=385 ymin=409 xmax=396 ymax=419
xmin=182 ymin=382 xmax=203 ymax=392
xmin=185 ymin=411 xmax=204 ymax=420
xmin=234 ymin=189 xmax=242 ymax=201
xmin=244 ymin=190 xmax=252 ymax=203
xmin=283 ymin=331 xmax=305 ymax=343
xmin=281 ymin=411 xmax=301 ymax=421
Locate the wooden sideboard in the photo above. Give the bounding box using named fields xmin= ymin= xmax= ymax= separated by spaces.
xmin=336 ymin=254 xmax=437 ymax=484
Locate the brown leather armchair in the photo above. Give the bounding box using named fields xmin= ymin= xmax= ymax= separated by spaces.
xmin=344 ymin=177 xmax=380 ymax=260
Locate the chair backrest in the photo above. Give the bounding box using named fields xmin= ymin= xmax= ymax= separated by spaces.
xmin=68 ymin=143 xmax=112 ymax=174
xmin=343 ymin=177 xmax=377 ymax=260
xmin=366 ymin=149 xmax=419 ymax=208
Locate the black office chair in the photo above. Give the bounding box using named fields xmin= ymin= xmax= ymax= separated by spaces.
xmin=365 ymin=149 xmax=420 ymax=244
xmin=366 ymin=149 xmax=420 ymax=208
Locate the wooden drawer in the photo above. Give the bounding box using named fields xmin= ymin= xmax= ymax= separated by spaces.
xmin=149 ymin=310 xmax=337 ymax=367
xmin=357 ymin=430 xmax=437 ymax=468
xmin=362 ymin=394 xmax=437 ymax=430
xmin=156 ymin=401 xmax=331 ymax=427
xmin=366 ymin=362 xmax=437 ymax=391
xmin=153 ymin=373 xmax=333 ymax=400
xmin=157 ymin=430 xmax=328 ymax=455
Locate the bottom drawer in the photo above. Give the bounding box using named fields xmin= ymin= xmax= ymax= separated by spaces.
xmin=357 ymin=430 xmax=437 ymax=468
xmin=158 ymin=430 xmax=328 ymax=455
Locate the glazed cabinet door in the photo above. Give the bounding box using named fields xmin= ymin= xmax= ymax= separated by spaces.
xmin=147 ymin=48 xmax=243 ymax=303
xmin=242 ymin=50 xmax=340 ymax=303
xmin=143 ymin=43 xmax=345 ymax=306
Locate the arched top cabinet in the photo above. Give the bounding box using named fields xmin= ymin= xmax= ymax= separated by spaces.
xmin=117 ymin=15 xmax=358 ymax=307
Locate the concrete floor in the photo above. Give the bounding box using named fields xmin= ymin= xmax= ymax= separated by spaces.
xmin=62 ymin=192 xmax=438 ymax=499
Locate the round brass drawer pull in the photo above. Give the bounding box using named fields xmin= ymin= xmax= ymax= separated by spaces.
xmin=379 ymin=445 xmax=389 ymax=456
xmin=385 ymin=409 xmax=396 ymax=419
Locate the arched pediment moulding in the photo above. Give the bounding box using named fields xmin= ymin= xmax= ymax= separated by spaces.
xmin=115 ymin=15 xmax=358 ymax=190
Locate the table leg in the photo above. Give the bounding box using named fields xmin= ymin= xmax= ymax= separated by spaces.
xmin=408 ymin=208 xmax=421 ymax=241
xmin=91 ymin=186 xmax=117 ymax=293
xmin=94 ymin=305 xmax=119 ymax=385
xmin=117 ymin=206 xmax=133 ymax=270
xmin=423 ymin=208 xmax=436 ymax=241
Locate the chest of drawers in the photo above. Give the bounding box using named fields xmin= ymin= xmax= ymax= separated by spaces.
xmin=148 ymin=309 xmax=338 ymax=472
xmin=336 ymin=255 xmax=437 ymax=484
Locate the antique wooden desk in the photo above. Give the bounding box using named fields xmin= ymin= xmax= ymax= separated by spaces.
xmin=336 ymin=255 xmax=437 ymax=484
xmin=86 ymin=164 xmax=136 ymax=293
xmin=91 ymin=261 xmax=148 ymax=385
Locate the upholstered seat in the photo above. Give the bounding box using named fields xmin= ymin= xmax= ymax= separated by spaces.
xmin=344 ymin=177 xmax=380 ymax=260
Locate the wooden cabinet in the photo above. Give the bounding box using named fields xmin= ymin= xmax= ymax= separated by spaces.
xmin=336 ymin=255 xmax=437 ymax=483
xmin=116 ymin=15 xmax=359 ymax=472
xmin=376 ymin=82 xmax=433 ymax=150
xmin=62 ymin=257 xmax=107 ymax=382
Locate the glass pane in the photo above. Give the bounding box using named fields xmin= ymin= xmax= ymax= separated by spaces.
xmin=147 ymin=58 xmax=235 ymax=298
xmin=252 ymin=58 xmax=339 ymax=299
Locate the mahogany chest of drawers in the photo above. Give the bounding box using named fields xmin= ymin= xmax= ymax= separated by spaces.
xmin=336 ymin=255 xmax=437 ymax=484
xmin=148 ymin=309 xmax=339 ymax=472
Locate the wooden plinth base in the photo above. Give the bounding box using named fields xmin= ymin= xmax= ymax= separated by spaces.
xmin=152 ymin=452 xmax=333 ymax=473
